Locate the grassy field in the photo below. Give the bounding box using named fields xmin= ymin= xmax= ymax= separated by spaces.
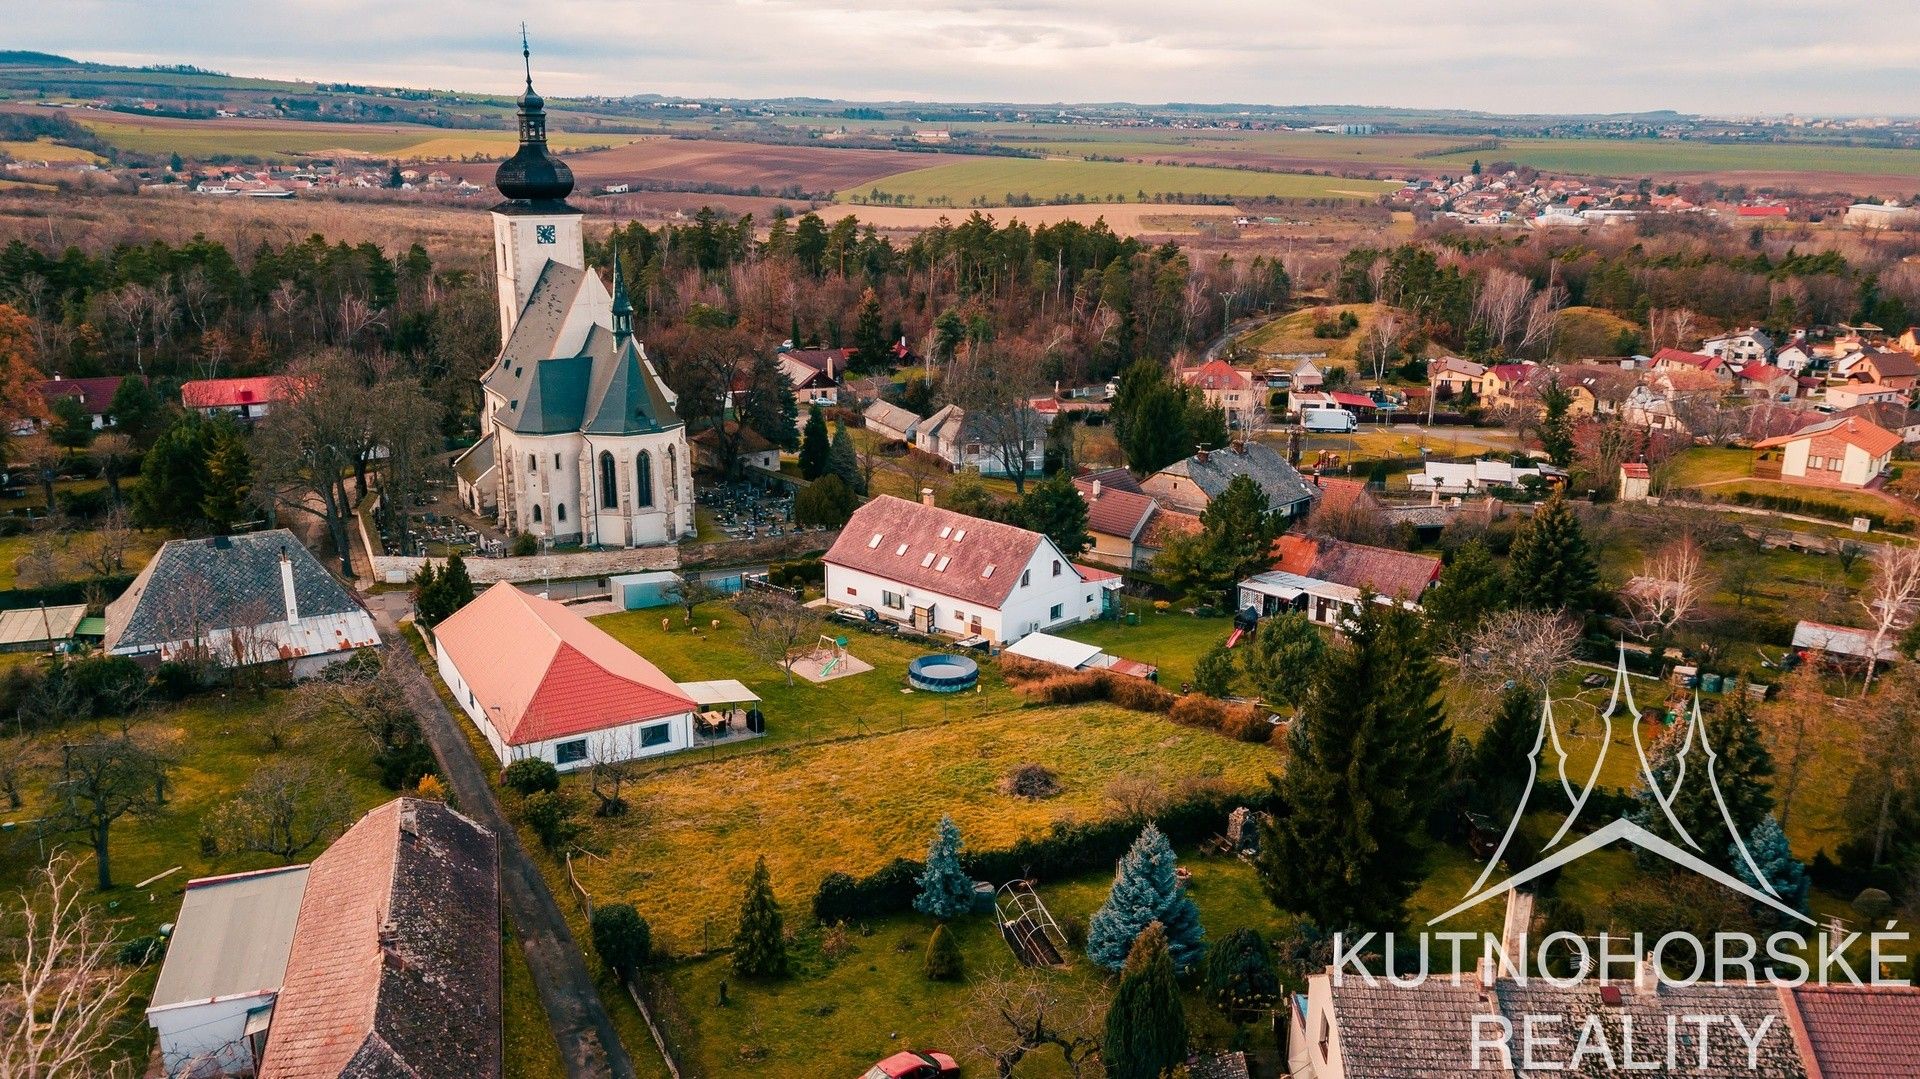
xmin=1232 ymin=301 xmax=1398 ymax=368
xmin=1703 ymin=479 xmax=1918 ymax=526
xmin=77 ymin=116 xmax=644 ymax=161
xmin=1658 ymin=446 xmax=1753 ymax=487
xmin=563 ymin=700 xmax=1279 ymax=954
xmin=1551 ymin=306 xmax=1641 ymax=358
xmin=0 ymin=525 xmax=165 ymax=590
xmin=0 ymin=137 xmax=104 ymax=163
xmin=849 ymin=158 xmax=1401 ymax=208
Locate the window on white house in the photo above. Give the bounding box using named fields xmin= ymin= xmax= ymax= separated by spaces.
xmin=955 ymin=610 xmax=965 ymax=623
xmin=1049 ymin=604 xmax=1063 ymax=620
xmin=640 ymin=724 xmax=671 ymax=748
xmin=1052 ymin=560 xmax=1062 ymax=576
xmin=1021 ymin=569 xmax=1031 ymax=586
xmin=882 ymin=591 xmax=905 ymax=610
xmin=847 ymin=587 xmax=858 ymax=596
xmin=556 ymin=503 xmax=567 ymax=522
xmin=554 ymin=453 xmax=562 ymax=469
xmin=555 ymin=739 xmax=588 ymax=765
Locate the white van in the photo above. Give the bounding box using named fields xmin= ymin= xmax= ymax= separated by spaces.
xmin=1303 ymin=408 xmax=1358 ymax=433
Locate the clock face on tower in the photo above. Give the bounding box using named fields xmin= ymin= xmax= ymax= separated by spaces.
xmin=535 ymin=224 xmax=557 ymax=245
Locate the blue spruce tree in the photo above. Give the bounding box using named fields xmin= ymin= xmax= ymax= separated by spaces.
xmin=913 ymin=816 xmax=976 ymax=919
xmin=1087 ymin=823 xmax=1205 ymax=972
xmin=1734 ymin=813 xmax=1809 ymax=921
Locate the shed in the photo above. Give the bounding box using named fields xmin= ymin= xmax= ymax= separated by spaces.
xmin=1003 ymin=632 xmax=1105 ymax=670
xmin=0 ymin=603 xmax=86 ymax=652
xmin=610 ymin=570 xmax=683 ymax=610
xmin=674 ymin=678 xmax=762 ymax=708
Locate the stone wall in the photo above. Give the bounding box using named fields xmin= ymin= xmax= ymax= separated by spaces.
xmin=368 ymin=545 xmax=680 ymax=586
xmin=679 ymin=528 xmax=838 ymax=570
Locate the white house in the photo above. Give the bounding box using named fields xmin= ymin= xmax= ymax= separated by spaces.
xmin=147 ymin=866 xmax=310 ymax=1077
xmin=864 ymin=399 xmax=923 ymax=443
xmin=1700 ymin=327 xmax=1774 ymax=364
xmin=103 ymin=531 xmax=381 ymax=677
xmin=914 ymin=403 xmax=1045 ymax=477
xmin=822 ymin=493 xmax=1118 ymax=644
xmin=433 ymin=581 xmax=699 ymax=771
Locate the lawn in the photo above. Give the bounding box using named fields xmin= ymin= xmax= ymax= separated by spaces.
xmin=1700 ymin=479 xmax=1918 ymax=526
xmin=1659 ymin=446 xmax=1754 ymax=487
xmin=1232 ymin=301 xmax=1400 ymax=368
xmin=562 ymin=701 xmax=1280 ymax=954
xmin=848 ymin=157 xmax=1400 ymax=208
xmin=0 ymin=137 xmax=104 ymax=164
xmin=0 ymin=525 xmax=165 ymax=591
xmin=1062 ymin=600 xmax=1241 ymax=693
xmin=589 ymin=601 xmax=1027 ymax=756
xmin=656 ymin=853 xmax=1293 ymax=1078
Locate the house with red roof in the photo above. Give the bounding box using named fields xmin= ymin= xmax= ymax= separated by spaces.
xmin=433 ymin=581 xmax=699 ymax=769
xmin=181 ymin=375 xmax=297 ymax=419
xmin=1732 ymin=361 xmax=1799 ymax=400
xmin=31 ymin=374 xmax=124 ymax=430
xmin=1239 ymin=533 xmax=1441 ymax=627
xmin=1179 ymin=359 xmax=1260 ymax=429
xmin=822 ymin=492 xmax=1117 ymax=644
xmin=1651 ymin=347 xmax=1731 ymax=383
xmin=1753 ymin=415 xmax=1901 ymax=489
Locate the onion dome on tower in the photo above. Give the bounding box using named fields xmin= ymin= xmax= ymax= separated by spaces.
xmin=493 ymin=31 xmax=574 ymax=206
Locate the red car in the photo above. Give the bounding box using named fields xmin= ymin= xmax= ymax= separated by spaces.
xmin=862 ymin=1050 xmax=960 ymax=1079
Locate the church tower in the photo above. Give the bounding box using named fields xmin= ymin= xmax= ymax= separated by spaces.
xmin=490 ymin=33 xmax=584 ymax=342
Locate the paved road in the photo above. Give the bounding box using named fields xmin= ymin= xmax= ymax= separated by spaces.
xmin=376 ymin=608 xmax=636 ymax=1079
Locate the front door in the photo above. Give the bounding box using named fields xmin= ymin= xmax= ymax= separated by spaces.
xmin=912 ymin=605 xmax=935 ymax=632
xmin=969 ymin=615 xmax=982 ymax=636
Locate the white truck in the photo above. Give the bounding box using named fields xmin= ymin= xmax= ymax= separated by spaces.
xmin=1302 ymin=407 xmax=1358 ymax=433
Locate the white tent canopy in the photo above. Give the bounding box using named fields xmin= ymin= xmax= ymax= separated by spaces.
xmin=1003 ymin=632 xmax=1105 ymax=671
xmin=675 ymin=678 xmax=762 ymax=706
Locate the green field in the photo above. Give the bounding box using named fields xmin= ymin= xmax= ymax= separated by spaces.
xmin=76 ymin=116 xmax=642 ymax=161
xmin=849 ymin=157 xmax=1401 ymax=207
xmin=1422 ymin=136 xmax=1920 ymax=179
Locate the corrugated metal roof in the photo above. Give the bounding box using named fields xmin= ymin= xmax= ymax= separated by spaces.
xmin=149 ymin=866 xmax=310 ymax=1010
xmin=0 ymin=603 xmax=85 ymax=646
xmin=675 ymin=678 xmax=761 ymax=705
xmin=1003 ymin=632 xmax=1104 ymax=670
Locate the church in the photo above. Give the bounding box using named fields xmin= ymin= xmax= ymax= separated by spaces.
xmin=454 ymin=47 xmax=692 ymax=548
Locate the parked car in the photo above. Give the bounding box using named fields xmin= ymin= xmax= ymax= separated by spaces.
xmin=831 ymin=605 xmax=898 ymax=634
xmin=863 ymin=1050 xmax=961 ymax=1079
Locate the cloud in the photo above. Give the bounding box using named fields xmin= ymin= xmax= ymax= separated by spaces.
xmin=12 ymin=0 xmax=1919 ymax=115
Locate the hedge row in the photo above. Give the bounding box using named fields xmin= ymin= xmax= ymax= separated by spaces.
xmin=810 ymin=789 xmax=1275 ymax=924
xmin=1718 ymin=489 xmax=1914 ymax=533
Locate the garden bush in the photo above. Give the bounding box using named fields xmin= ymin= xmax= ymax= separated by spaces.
xmin=504 ymin=757 xmax=561 ymax=796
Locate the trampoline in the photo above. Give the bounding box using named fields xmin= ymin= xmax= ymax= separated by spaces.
xmin=908 ymin=654 xmax=979 ymax=692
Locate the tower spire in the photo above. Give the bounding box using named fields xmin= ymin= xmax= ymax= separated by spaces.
xmin=611 ymin=257 xmax=633 ymax=343
xmin=521 ymin=23 xmax=533 ymax=91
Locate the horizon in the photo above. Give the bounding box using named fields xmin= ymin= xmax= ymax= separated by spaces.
xmin=12 ymin=1 xmax=1920 ymax=119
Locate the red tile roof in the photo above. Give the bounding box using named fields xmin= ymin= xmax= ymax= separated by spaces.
xmin=32 ymin=375 xmax=123 ymax=412
xmin=1179 ymin=359 xmax=1252 ymax=391
xmin=181 ymin=375 xmax=296 ymax=409
xmin=1783 ymin=984 xmax=1920 ymax=1079
xmin=1755 ymin=415 xmax=1902 ymax=458
xmin=1139 ymin=506 xmax=1201 ymax=550
xmin=824 ymin=495 xmax=1079 ymax=609
xmin=1272 ymin=533 xmax=1442 ymax=600
xmin=1621 ymin=462 xmax=1651 ymax=478
xmin=1653 ymin=347 xmax=1723 ymax=372
xmin=1330 ymin=391 xmax=1376 ymax=409
xmin=259 ymin=799 xmax=500 ymax=1079
xmin=1305 ymin=478 xmax=1381 ymax=525
xmin=1072 ymin=478 xmax=1156 ymax=541
xmin=434 ymin=582 xmax=694 ymax=746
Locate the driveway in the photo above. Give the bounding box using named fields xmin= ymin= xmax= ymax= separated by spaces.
xmin=375 ymin=607 xmax=637 ymax=1079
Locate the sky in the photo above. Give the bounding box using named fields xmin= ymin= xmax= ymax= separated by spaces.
xmin=15 ymin=1 xmax=1920 ymax=116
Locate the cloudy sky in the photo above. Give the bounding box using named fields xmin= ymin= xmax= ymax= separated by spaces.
xmin=16 ymin=1 xmax=1919 ymax=116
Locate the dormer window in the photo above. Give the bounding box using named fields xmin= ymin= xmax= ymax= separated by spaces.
xmin=920 ymin=552 xmax=936 ymax=568
xmin=953 ymin=529 xmax=966 ymax=541
xmin=939 ymin=525 xmax=952 ymax=539
xmin=868 ymin=533 xmax=883 ymax=549
xmin=896 ymin=543 xmax=910 ymax=556
xmin=981 ymin=565 xmax=995 ymax=579
xmin=935 ymin=556 xmax=950 ymax=572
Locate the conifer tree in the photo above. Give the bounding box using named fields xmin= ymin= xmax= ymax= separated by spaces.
xmin=1103 ymin=923 xmax=1187 ymax=1079
xmin=851 ymin=287 xmax=889 ymax=372
xmin=913 ymin=816 xmax=976 ymax=919
xmin=922 ymin=922 xmax=963 ymax=981
xmin=1506 ymin=494 xmax=1596 ymax=611
xmin=828 ymin=421 xmax=863 ymax=494
xmin=412 ymin=561 xmax=444 ymax=626
xmin=1203 ymin=926 xmax=1280 ymax=1018
xmin=1244 ymin=611 xmax=1325 ymax=713
xmin=731 ymin=856 xmax=788 ymax=978
xmin=440 ymin=552 xmax=475 ymax=613
xmin=1633 ymin=692 xmax=1775 ymax=872
xmin=1193 ymin=641 xmax=1235 ymax=697
xmin=1087 ymin=824 xmax=1205 ymax=972
xmin=1422 ymin=539 xmax=1505 ymax=644
xmin=1470 ymin=684 xmax=1540 ymax=818
xmin=1257 ymin=597 xmax=1452 ymax=931
xmin=1537 ymin=378 xmax=1576 ymax=467
xmin=1734 ymin=813 xmax=1809 ymax=921
xmin=200 ymin=426 xmax=253 ymax=533
xmin=1016 ymin=472 xmax=1091 ymax=558
xmin=798 ymin=405 xmax=830 ymax=479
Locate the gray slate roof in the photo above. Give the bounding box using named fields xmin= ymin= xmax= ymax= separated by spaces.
xmin=482 ymin=263 xmax=682 ymax=437
xmin=1159 ymin=441 xmax=1316 ymax=511
xmin=104 ymin=529 xmax=367 ymax=652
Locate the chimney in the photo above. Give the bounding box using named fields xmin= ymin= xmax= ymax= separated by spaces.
xmin=1477 ymin=955 xmax=1497 ymax=991
xmin=1232 ymin=438 xmax=1247 ymax=455
xmin=1091 ymin=479 xmax=1102 ymax=499
xmin=1633 ymin=954 xmax=1659 ymax=996
xmin=1195 ymin=446 xmax=1210 ymax=464
xmin=920 ymin=487 xmax=936 ymax=507
xmin=278 ymin=549 xmax=300 ymax=624
xmin=1500 ymin=890 xmax=1534 ymax=964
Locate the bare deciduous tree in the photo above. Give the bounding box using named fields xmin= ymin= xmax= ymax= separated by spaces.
xmin=206 ymin=760 xmax=351 ymax=862
xmin=957 ymin=968 xmax=1106 ymax=1079
xmin=0 ymin=855 xmax=138 ymax=1078
xmin=1760 ymin=664 xmax=1826 ymax=832
xmin=1624 ymin=538 xmax=1706 ymax=671
xmin=1859 ymin=543 xmax=1920 ymax=694
xmin=1458 ymin=608 xmax=1581 ymax=697
xmin=52 ymin=734 xmax=172 ymax=889
xmin=733 ymin=590 xmax=819 ymax=688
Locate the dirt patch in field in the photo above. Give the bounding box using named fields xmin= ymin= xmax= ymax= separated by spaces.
xmin=443 ymin=138 xmax=933 ymax=195
xmin=824 ymin=202 xmax=1241 ymax=235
